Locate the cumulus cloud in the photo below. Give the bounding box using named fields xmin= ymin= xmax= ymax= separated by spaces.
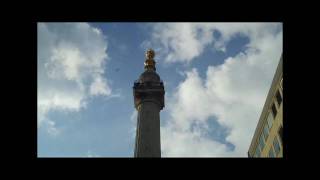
xmin=87 ymin=150 xmax=100 ymax=157
xmin=37 ymin=23 xmax=111 ymax=135
xmin=129 ymin=110 xmax=138 ymax=139
xmin=161 ymin=125 xmax=233 ymax=157
xmin=149 ymin=23 xmax=283 ymax=156
xmin=90 ymin=75 xmax=111 ymax=96
xmin=144 ymin=23 xmax=281 ymax=64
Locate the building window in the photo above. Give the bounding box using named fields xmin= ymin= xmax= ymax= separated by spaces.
xmin=276 ymin=90 xmax=282 ymax=107
xmin=271 ymin=103 xmax=277 ymax=118
xmin=259 ymin=135 xmax=265 ymax=151
xmin=263 ymin=124 xmax=269 ymax=141
xmin=273 ymin=136 xmax=281 ymax=155
xmin=268 ymin=146 xmax=275 ymax=157
xmin=260 ymin=127 xmax=265 ymax=141
xmin=267 ymin=111 xmax=274 ymax=129
xmin=254 ymin=146 xmax=261 ymax=157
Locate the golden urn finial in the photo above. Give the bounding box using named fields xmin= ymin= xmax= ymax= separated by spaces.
xmin=144 ymin=49 xmax=156 ymax=70
xmin=145 ymin=48 xmax=155 ymax=60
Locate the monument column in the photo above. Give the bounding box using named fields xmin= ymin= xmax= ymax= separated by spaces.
xmin=133 ymin=49 xmax=165 ymax=157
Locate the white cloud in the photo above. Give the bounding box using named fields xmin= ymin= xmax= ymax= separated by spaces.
xmin=86 ymin=150 xmax=100 ymax=157
xmin=144 ymin=23 xmax=207 ymax=63
xmin=161 ymin=125 xmax=234 ymax=157
xmin=90 ymin=75 xmax=111 ymax=96
xmin=38 ymin=23 xmax=111 ymax=135
xmin=130 ymin=110 xmax=138 ymax=139
xmin=145 ymin=23 xmax=281 ymax=64
xmin=150 ymin=23 xmax=283 ymax=157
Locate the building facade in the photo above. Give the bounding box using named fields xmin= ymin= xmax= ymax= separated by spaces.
xmin=133 ymin=49 xmax=165 ymax=157
xmin=248 ymin=55 xmax=283 ymax=158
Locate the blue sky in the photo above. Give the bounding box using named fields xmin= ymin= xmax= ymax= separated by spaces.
xmin=37 ymin=22 xmax=282 ymax=157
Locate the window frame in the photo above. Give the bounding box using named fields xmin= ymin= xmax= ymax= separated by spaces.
xmin=273 ymin=136 xmax=281 ymax=156
xmin=259 ymin=135 xmax=265 ymax=152
xmin=268 ymin=146 xmax=275 ymax=157
xmin=254 ymin=146 xmax=261 ymax=157
xmin=266 ymin=111 xmax=274 ymax=129
xmin=276 ymin=90 xmax=282 ymax=107
xmin=271 ymin=103 xmax=277 ymax=118
xmin=263 ymin=123 xmax=269 ymax=141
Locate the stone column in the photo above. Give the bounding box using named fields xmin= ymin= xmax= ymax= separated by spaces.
xmin=134 ymin=99 xmax=161 ymax=157
xmin=133 ymin=49 xmax=165 ymax=158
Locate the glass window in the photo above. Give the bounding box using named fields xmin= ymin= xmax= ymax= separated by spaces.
xmin=254 ymin=146 xmax=261 ymax=157
xmin=268 ymin=146 xmax=275 ymax=157
xmin=273 ymin=136 xmax=281 ymax=155
xmin=263 ymin=124 xmax=269 ymax=141
xmin=259 ymin=135 xmax=265 ymax=152
xmin=276 ymin=90 xmax=282 ymax=107
xmin=267 ymin=111 xmax=274 ymax=129
xmin=271 ymin=103 xmax=277 ymax=118
xmin=260 ymin=129 xmax=265 ymax=142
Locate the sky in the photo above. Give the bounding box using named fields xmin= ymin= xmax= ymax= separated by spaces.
xmin=37 ymin=22 xmax=283 ymax=157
